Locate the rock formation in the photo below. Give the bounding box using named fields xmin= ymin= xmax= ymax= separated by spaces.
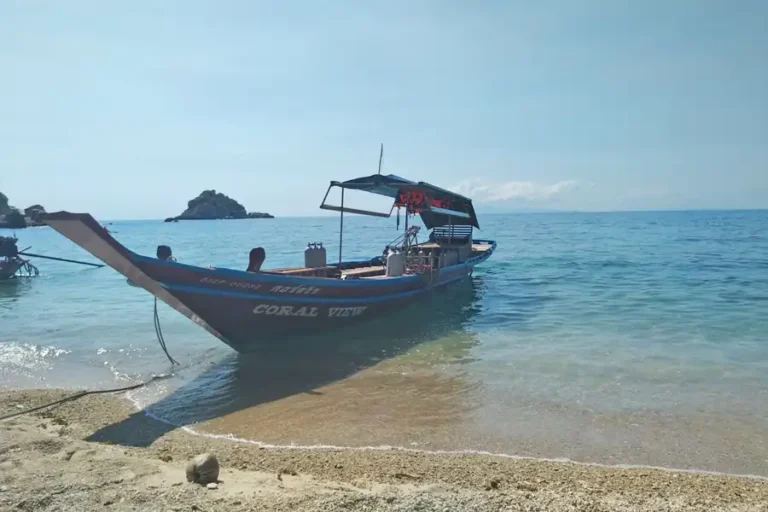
xmin=0 ymin=192 xmax=10 ymax=216
xmin=247 ymin=211 xmax=274 ymax=219
xmin=0 ymin=193 xmax=45 ymax=229
xmin=179 ymin=190 xmax=247 ymax=220
xmin=170 ymin=190 xmax=273 ymax=221
xmin=185 ymin=453 xmax=220 ymax=485
xmin=1 ymin=209 xmax=26 ymax=229
xmin=24 ymin=205 xmax=47 ymax=223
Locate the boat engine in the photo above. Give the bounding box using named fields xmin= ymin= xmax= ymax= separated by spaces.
xmin=0 ymin=236 xmax=19 ymax=258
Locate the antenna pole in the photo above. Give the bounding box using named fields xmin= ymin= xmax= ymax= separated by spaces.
xmin=377 ymin=143 xmax=384 ymax=175
xmin=338 ymin=187 xmax=344 ymax=265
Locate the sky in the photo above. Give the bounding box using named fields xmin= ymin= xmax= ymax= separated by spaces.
xmin=1 ymin=1 xmax=767 ymax=219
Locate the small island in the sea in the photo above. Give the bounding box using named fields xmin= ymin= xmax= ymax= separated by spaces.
xmin=165 ymin=190 xmax=274 ymax=222
xmin=0 ymin=191 xmax=47 ymax=229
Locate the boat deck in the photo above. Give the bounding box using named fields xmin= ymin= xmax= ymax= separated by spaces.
xmin=262 ymin=240 xmax=494 ymax=278
xmin=262 ymin=265 xmax=337 ymax=278
xmin=263 ymin=242 xmax=493 ymax=279
xmin=341 ymin=265 xmax=385 ymax=278
xmin=271 ymin=265 xmax=336 ymax=276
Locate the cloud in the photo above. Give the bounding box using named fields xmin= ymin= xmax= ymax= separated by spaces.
xmin=451 ymin=179 xmax=580 ymax=203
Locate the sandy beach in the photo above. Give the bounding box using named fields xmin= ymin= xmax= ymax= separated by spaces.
xmin=1 ymin=388 xmax=766 ymax=511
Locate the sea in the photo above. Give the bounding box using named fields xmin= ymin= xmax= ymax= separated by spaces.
xmin=1 ymin=210 xmax=767 ymax=477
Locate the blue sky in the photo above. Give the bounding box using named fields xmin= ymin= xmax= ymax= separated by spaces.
xmin=1 ymin=1 xmax=766 ymax=219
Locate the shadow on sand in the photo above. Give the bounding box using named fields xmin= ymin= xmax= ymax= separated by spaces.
xmin=86 ymin=276 xmax=489 ymax=447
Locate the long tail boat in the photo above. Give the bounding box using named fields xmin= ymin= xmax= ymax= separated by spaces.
xmin=0 ymin=236 xmax=39 ymax=280
xmin=43 ymin=173 xmax=496 ymax=353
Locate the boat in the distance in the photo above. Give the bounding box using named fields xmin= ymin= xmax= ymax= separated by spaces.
xmin=0 ymin=236 xmax=39 ymax=280
xmin=0 ymin=234 xmax=102 ymax=281
xmin=43 ymin=173 xmax=496 ymax=353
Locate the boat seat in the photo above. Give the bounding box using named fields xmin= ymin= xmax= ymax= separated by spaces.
xmin=471 ymin=243 xmax=492 ymax=252
xmin=246 ymin=247 xmax=266 ymax=272
xmin=429 ymin=225 xmax=473 ymax=245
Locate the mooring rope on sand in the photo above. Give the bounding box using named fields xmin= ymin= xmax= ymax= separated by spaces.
xmin=1 ymin=288 xmax=183 ymax=422
xmin=0 ymin=374 xmax=172 ymax=422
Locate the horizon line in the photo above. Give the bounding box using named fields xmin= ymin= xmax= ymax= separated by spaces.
xmin=80 ymin=207 xmax=768 ymax=223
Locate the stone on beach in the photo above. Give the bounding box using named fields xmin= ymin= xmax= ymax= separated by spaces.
xmin=185 ymin=453 xmax=219 ymax=485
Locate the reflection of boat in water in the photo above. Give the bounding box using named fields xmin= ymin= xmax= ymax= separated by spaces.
xmin=43 ymin=171 xmax=496 ymax=353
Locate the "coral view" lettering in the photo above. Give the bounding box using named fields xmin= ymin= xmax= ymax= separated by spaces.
xmin=252 ymin=304 xmax=367 ymax=318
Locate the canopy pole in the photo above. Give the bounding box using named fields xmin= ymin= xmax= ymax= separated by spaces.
xmin=404 ymin=204 xmax=409 ymax=252
xmin=338 ymin=187 xmax=344 ymax=265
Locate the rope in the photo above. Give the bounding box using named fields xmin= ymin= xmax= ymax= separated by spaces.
xmin=0 ymin=374 xmax=170 ymax=422
xmin=154 ymin=296 xmax=179 ymax=366
xmin=1 ymin=298 xmax=179 ymax=422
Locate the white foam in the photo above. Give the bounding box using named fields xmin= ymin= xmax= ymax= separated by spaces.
xmin=0 ymin=342 xmax=70 ymax=371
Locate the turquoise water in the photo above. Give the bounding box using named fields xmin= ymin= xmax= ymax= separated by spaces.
xmin=2 ymin=211 xmax=767 ymax=476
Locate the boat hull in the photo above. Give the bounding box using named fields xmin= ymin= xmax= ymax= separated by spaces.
xmin=146 ymin=259 xmax=472 ymax=352
xmin=0 ymin=258 xmax=27 ymax=280
xmin=43 ymin=212 xmax=496 ymax=353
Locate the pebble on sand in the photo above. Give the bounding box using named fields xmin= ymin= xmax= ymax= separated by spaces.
xmin=185 ymin=453 xmax=219 ymax=485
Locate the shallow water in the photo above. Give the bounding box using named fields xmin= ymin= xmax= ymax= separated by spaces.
xmin=2 ymin=210 xmax=767 ymax=476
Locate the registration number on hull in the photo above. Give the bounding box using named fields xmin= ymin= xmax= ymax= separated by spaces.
xmin=252 ymin=304 xmax=366 ymax=318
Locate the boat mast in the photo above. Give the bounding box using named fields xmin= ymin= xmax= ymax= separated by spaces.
xmin=338 ymin=143 xmax=383 ymax=266
xmin=338 ymin=187 xmax=344 ymax=265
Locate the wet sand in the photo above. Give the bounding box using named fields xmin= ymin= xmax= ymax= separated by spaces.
xmin=197 ymin=364 xmax=475 ymax=448
xmin=144 ymin=352 xmax=768 ymax=478
xmin=2 ymin=388 xmax=767 ymax=511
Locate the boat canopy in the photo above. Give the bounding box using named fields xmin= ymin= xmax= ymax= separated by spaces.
xmin=320 ymin=173 xmax=480 ymax=230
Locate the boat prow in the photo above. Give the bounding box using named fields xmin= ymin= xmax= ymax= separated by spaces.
xmin=43 ymin=212 xmax=230 ymax=345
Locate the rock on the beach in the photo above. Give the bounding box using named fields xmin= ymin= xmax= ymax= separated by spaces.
xmin=185 ymin=453 xmax=219 ymax=485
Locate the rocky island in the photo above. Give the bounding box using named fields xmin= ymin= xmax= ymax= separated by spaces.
xmin=0 ymin=192 xmax=47 ymax=229
xmin=165 ymin=190 xmax=273 ymax=222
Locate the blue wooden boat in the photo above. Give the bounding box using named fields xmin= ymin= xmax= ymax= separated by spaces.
xmin=43 ymin=173 xmax=496 ymax=353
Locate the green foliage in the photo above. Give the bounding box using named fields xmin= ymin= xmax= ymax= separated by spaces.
xmin=3 ymin=208 xmax=27 ymax=229
xmin=180 ymin=190 xmax=248 ymax=220
xmin=0 ymin=192 xmax=10 ymax=215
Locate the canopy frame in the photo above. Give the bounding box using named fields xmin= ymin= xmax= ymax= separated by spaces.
xmin=319 ymin=174 xmax=479 ymax=229
xmin=318 ymin=172 xmax=480 ymax=264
